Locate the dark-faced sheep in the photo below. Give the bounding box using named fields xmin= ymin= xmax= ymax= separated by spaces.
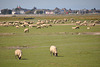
xmin=50 ymin=46 xmax=58 ymax=56
xmin=15 ymin=49 xmax=22 ymax=60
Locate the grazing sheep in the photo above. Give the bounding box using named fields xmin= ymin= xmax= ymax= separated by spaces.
xmin=15 ymin=49 xmax=22 ymax=60
xmin=41 ymin=21 xmax=45 ymax=24
xmin=24 ymin=28 xmax=29 ymax=33
xmin=87 ymin=27 xmax=91 ymax=29
xmin=41 ymin=24 xmax=48 ymax=28
xmin=76 ymin=21 xmax=81 ymax=25
xmin=37 ymin=22 xmax=41 ymax=25
xmin=47 ymin=24 xmax=52 ymax=27
xmin=16 ymin=26 xmax=19 ymax=28
xmin=72 ymin=26 xmax=79 ymax=29
xmin=50 ymin=46 xmax=58 ymax=56
xmin=20 ymin=24 xmax=26 ymax=27
xmin=72 ymin=27 xmax=77 ymax=29
xmin=37 ymin=26 xmax=41 ymax=29
xmin=91 ymin=23 xmax=95 ymax=26
xmin=89 ymin=23 xmax=95 ymax=26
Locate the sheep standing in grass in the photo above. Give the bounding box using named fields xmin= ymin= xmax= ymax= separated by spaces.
xmin=87 ymin=27 xmax=91 ymax=29
xmin=72 ymin=26 xmax=79 ymax=29
xmin=37 ymin=26 xmax=41 ymax=29
xmin=15 ymin=49 xmax=22 ymax=60
xmin=16 ymin=26 xmax=19 ymax=28
xmin=24 ymin=28 xmax=29 ymax=33
xmin=50 ymin=46 xmax=58 ymax=56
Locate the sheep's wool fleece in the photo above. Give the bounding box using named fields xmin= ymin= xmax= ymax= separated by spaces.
xmin=15 ymin=49 xmax=22 ymax=57
xmin=50 ymin=46 xmax=57 ymax=53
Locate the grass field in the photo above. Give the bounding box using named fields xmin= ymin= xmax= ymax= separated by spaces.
xmin=0 ymin=15 xmax=100 ymax=67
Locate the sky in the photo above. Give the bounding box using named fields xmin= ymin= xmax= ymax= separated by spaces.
xmin=0 ymin=0 xmax=100 ymax=10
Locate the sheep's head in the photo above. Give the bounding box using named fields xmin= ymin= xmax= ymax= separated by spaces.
xmin=19 ymin=57 xmax=21 ymax=60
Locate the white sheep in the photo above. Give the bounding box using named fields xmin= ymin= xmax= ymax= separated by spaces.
xmin=24 ymin=28 xmax=29 ymax=33
xmin=50 ymin=46 xmax=58 ymax=56
xmin=16 ymin=26 xmax=19 ymax=28
xmin=36 ymin=26 xmax=41 ymax=29
xmin=87 ymin=27 xmax=91 ymax=29
xmin=41 ymin=24 xmax=48 ymax=28
xmin=72 ymin=26 xmax=79 ymax=29
xmin=72 ymin=27 xmax=77 ymax=29
xmin=15 ymin=49 xmax=22 ymax=60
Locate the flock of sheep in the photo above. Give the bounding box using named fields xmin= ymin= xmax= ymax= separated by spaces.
xmin=15 ymin=45 xmax=58 ymax=60
xmin=72 ymin=20 xmax=98 ymax=30
xmin=0 ymin=18 xmax=100 ymax=33
xmin=0 ymin=18 xmax=99 ymax=60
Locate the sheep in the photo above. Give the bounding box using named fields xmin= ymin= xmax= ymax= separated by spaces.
xmin=72 ymin=27 xmax=77 ymax=29
xmin=50 ymin=46 xmax=58 ymax=56
xmin=91 ymin=23 xmax=95 ymax=26
xmin=41 ymin=21 xmax=45 ymax=24
xmin=37 ymin=22 xmax=41 ymax=25
xmin=37 ymin=26 xmax=41 ymax=29
xmin=16 ymin=26 xmax=19 ymax=28
xmin=87 ymin=27 xmax=91 ymax=29
xmin=76 ymin=21 xmax=81 ymax=25
xmin=24 ymin=28 xmax=29 ymax=33
xmin=72 ymin=26 xmax=79 ymax=29
xmin=47 ymin=24 xmax=52 ymax=27
xmin=20 ymin=24 xmax=26 ymax=27
xmin=41 ymin=24 xmax=48 ymax=28
xmin=89 ymin=23 xmax=95 ymax=26
xmin=15 ymin=49 xmax=22 ymax=60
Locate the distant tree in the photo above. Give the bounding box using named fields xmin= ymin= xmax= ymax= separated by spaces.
xmin=1 ymin=9 xmax=12 ymax=14
xmin=54 ymin=7 xmax=60 ymax=14
xmin=15 ymin=8 xmax=20 ymax=11
xmin=25 ymin=11 xmax=32 ymax=14
xmin=36 ymin=11 xmax=43 ymax=14
xmin=30 ymin=7 xmax=37 ymax=14
xmin=33 ymin=7 xmax=37 ymax=10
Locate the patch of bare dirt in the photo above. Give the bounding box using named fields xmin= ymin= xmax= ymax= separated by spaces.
xmin=0 ymin=33 xmax=15 ymax=36
xmin=81 ymin=32 xmax=100 ymax=35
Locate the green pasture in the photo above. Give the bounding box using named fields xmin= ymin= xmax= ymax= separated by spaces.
xmin=0 ymin=14 xmax=100 ymax=22
xmin=0 ymin=24 xmax=100 ymax=67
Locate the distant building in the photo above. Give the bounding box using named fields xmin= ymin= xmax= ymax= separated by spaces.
xmin=45 ymin=10 xmax=55 ymax=14
xmin=34 ymin=9 xmax=45 ymax=14
xmin=12 ymin=6 xmax=25 ymax=14
xmin=0 ymin=10 xmax=1 ymax=14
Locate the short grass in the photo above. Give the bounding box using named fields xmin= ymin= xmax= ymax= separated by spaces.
xmin=0 ymin=25 xmax=100 ymax=67
xmin=0 ymin=15 xmax=100 ymax=67
xmin=0 ymin=14 xmax=100 ymax=22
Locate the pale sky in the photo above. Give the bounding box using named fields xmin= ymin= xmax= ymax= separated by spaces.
xmin=0 ymin=0 xmax=100 ymax=10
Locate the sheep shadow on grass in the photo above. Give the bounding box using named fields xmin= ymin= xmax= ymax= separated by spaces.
xmin=21 ymin=58 xmax=28 ymax=60
xmin=57 ymin=56 xmax=64 ymax=57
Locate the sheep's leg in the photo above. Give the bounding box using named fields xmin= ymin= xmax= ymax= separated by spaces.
xmin=50 ymin=52 xmax=52 ymax=56
xmin=53 ymin=53 xmax=55 ymax=56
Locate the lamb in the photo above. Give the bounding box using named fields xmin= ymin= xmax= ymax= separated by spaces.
xmin=50 ymin=46 xmax=58 ymax=56
xmin=24 ymin=28 xmax=29 ymax=33
xmin=15 ymin=49 xmax=22 ymax=60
